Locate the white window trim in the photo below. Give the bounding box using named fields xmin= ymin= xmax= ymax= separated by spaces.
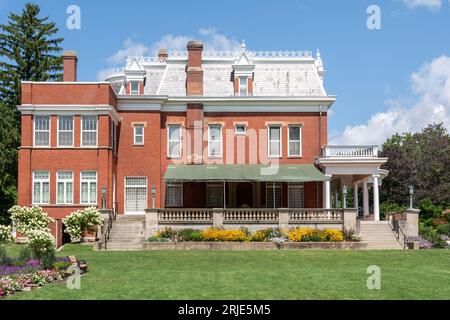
xmin=165 ymin=182 xmax=183 ymax=207
xmin=57 ymin=116 xmax=74 ymax=147
xmin=32 ymin=170 xmax=50 ymax=205
xmin=268 ymin=125 xmax=282 ymax=158
xmin=81 ymin=116 xmax=98 ymax=147
xmin=33 ymin=115 xmax=50 ymax=147
xmin=266 ymin=182 xmax=282 ymax=209
xmin=167 ymin=124 xmax=182 ymax=158
xmin=287 ymin=125 xmax=302 ymax=158
xmin=208 ymin=124 xmax=223 ymax=158
xmin=56 ymin=171 xmax=74 ymax=204
xmin=238 ymin=76 xmax=248 ymax=97
xmin=134 ymin=124 xmax=145 ymax=145
xmin=235 ymin=124 xmax=247 ymax=135
xmin=124 ymin=176 xmax=148 ymax=214
xmin=205 ymin=182 xmax=223 ymax=208
xmin=288 ymin=182 xmax=305 ymax=208
xmin=80 ymin=171 xmax=98 ymax=205
xmin=130 ymin=81 xmax=140 ymax=95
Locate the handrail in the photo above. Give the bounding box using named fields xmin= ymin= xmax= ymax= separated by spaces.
xmin=388 ymin=214 xmax=406 ymax=249
xmin=102 ymin=209 xmax=114 ymax=250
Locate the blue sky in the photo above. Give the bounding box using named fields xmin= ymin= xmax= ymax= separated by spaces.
xmin=1 ymin=0 xmax=449 ymax=145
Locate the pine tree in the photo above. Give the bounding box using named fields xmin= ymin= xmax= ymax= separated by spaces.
xmin=0 ymin=2 xmax=64 ymax=121
xmin=0 ymin=3 xmax=63 ymax=223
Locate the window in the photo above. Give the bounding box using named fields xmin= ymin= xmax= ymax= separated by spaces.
xmin=167 ymin=125 xmax=182 ymax=158
xmin=80 ymin=171 xmax=97 ymax=204
xmin=288 ymin=125 xmax=302 ymax=157
xmin=266 ymin=183 xmax=282 ymax=209
xmin=239 ymin=77 xmax=248 ymax=96
xmin=235 ymin=124 xmax=246 ymax=135
xmin=130 ymin=81 xmax=139 ymax=95
xmin=268 ymin=125 xmax=281 ymax=157
xmin=208 ymin=125 xmax=222 ymax=158
xmin=58 ymin=116 xmax=73 ymax=147
xmin=134 ymin=124 xmax=144 ymax=145
xmin=206 ymin=183 xmax=223 ymax=207
xmin=166 ymin=183 xmax=183 ymax=207
xmin=124 ymin=177 xmax=147 ymax=213
xmin=57 ymin=171 xmax=73 ymax=204
xmin=81 ymin=116 xmax=97 ymax=146
xmin=34 ymin=116 xmax=50 ymax=146
xmin=32 ymin=171 xmax=50 ymax=204
xmin=288 ymin=183 xmax=304 ymax=208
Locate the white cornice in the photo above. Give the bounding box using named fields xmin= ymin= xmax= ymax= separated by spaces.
xmin=17 ymin=104 xmax=121 ymax=123
xmin=21 ymin=81 xmax=110 ymax=85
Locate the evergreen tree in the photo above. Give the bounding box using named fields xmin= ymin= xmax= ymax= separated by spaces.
xmin=0 ymin=3 xmax=63 ymax=223
xmin=0 ymin=2 xmax=63 ymax=121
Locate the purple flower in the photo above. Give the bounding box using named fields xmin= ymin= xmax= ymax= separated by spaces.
xmin=26 ymin=259 xmax=41 ymax=268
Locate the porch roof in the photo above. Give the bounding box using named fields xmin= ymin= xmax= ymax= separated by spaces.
xmin=164 ymin=164 xmax=329 ymax=182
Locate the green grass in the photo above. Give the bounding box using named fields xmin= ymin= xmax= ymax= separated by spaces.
xmin=4 ymin=244 xmax=450 ymax=300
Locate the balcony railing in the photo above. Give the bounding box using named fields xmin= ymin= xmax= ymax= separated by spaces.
xmin=321 ymin=145 xmax=379 ymax=158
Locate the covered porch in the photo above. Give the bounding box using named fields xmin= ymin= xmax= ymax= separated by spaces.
xmin=316 ymin=145 xmax=388 ymax=221
xmin=163 ymin=164 xmax=329 ymax=210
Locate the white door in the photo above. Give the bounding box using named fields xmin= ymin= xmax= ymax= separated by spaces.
xmin=124 ymin=177 xmax=147 ymax=214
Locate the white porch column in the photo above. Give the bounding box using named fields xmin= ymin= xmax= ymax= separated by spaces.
xmin=373 ymin=174 xmax=380 ymax=221
xmin=323 ymin=175 xmax=331 ymax=209
xmin=363 ymin=180 xmax=369 ymax=218
xmin=353 ymin=183 xmax=359 ymax=216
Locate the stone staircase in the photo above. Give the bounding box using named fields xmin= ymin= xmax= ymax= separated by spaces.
xmin=105 ymin=215 xmax=146 ymax=250
xmin=358 ymin=220 xmax=403 ymax=250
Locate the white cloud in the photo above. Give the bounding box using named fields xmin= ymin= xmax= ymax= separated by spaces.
xmin=106 ymin=37 xmax=151 ymax=65
xmin=402 ymin=0 xmax=442 ymax=11
xmin=331 ymin=55 xmax=450 ymax=145
xmin=97 ymin=28 xmax=240 ymax=80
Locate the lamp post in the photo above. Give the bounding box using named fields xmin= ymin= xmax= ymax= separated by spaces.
xmin=101 ymin=187 xmax=107 ymax=209
xmin=342 ymin=185 xmax=347 ymax=209
xmin=151 ymin=185 xmax=156 ymax=209
xmin=409 ymin=185 xmax=414 ymax=209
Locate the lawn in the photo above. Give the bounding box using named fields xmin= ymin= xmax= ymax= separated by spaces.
xmin=4 ymin=244 xmax=450 ymax=300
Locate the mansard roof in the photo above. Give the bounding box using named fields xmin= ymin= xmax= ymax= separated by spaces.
xmin=104 ymin=46 xmax=328 ymax=97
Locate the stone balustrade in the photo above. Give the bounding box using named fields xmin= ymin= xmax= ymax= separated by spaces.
xmin=145 ymin=208 xmax=356 ymax=238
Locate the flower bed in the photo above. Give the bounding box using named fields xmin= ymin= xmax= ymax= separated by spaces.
xmin=0 ymin=246 xmax=85 ymax=298
xmin=148 ymin=227 xmax=358 ymax=244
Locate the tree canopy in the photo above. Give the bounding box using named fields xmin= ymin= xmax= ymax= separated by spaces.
xmin=380 ymin=123 xmax=450 ymax=207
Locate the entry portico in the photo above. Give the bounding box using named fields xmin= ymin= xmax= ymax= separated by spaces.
xmin=316 ymin=145 xmax=388 ymax=221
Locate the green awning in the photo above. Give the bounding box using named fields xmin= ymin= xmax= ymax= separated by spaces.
xmin=164 ymin=164 xmax=329 ymax=182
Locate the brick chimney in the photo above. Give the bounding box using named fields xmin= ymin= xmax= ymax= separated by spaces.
xmin=158 ymin=48 xmax=168 ymax=62
xmin=186 ymin=41 xmax=203 ymax=96
xmin=63 ymin=51 xmax=78 ymax=82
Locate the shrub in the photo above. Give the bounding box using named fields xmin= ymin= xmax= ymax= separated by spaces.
xmin=380 ymin=201 xmax=405 ymax=220
xmin=343 ymin=229 xmax=359 ymax=241
xmin=18 ymin=246 xmax=33 ymax=261
xmin=418 ymin=199 xmax=443 ymax=224
xmin=0 ymin=245 xmax=6 ymax=259
xmin=156 ymin=227 xmax=178 ymax=240
xmin=8 ymin=206 xmax=54 ymax=235
xmin=436 ymin=223 xmax=450 ymax=236
xmin=419 ymin=223 xmax=449 ymax=249
xmin=250 ymin=229 xmax=270 ymax=242
xmin=26 ymin=229 xmax=55 ymax=259
xmin=41 ymin=250 xmax=56 ymax=269
xmin=0 ymin=225 xmax=12 ymax=244
xmin=53 ymin=261 xmax=71 ymax=271
xmin=249 ymin=228 xmax=288 ymax=242
xmin=201 ymin=228 xmax=247 ymax=242
xmin=177 ymin=229 xmax=203 ymax=242
xmin=288 ymin=228 xmax=344 ymax=242
xmin=63 ymin=207 xmax=104 ymax=241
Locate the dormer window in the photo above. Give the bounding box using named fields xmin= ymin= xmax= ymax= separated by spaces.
xmin=239 ymin=77 xmax=248 ymax=96
xmin=130 ymin=81 xmax=140 ymax=95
